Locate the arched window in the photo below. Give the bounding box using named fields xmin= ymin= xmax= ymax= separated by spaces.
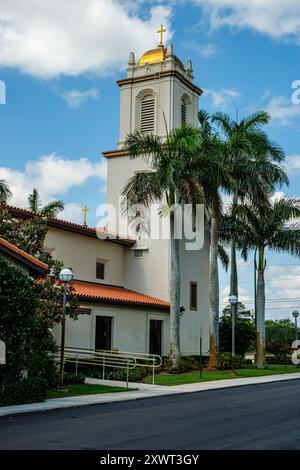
xmin=181 ymin=97 xmax=187 ymax=126
xmin=140 ymin=94 xmax=155 ymax=133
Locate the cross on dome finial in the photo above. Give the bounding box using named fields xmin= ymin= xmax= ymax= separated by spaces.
xmin=156 ymin=24 xmax=167 ymax=48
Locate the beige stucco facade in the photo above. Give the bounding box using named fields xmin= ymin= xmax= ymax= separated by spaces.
xmin=45 ymin=228 xmax=125 ymax=286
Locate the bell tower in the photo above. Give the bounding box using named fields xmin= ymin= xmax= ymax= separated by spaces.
xmin=112 ymin=28 xmax=202 ymax=148
xmin=103 ymin=28 xmax=203 ymax=223
xmin=102 ymin=29 xmax=209 ymax=357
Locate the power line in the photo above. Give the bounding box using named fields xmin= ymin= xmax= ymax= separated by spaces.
xmin=221 ymin=299 xmax=300 ymax=304
xmin=220 ymin=277 xmax=300 ymax=284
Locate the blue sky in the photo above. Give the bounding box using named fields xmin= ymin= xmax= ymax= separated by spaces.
xmin=1 ymin=0 xmax=300 ymax=318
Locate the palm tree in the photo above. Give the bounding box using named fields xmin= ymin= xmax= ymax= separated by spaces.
xmin=28 ymin=188 xmax=64 ymax=219
xmin=122 ymin=125 xmax=220 ymax=370
xmin=198 ymin=110 xmax=236 ymax=368
xmin=0 ymin=179 xmax=12 ymax=204
xmin=234 ymin=197 xmax=300 ymax=368
xmin=213 ymin=111 xmax=288 ymax=321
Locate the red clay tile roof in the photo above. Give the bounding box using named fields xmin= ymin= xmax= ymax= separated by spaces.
xmin=72 ymin=279 xmax=170 ymax=311
xmin=5 ymin=205 xmax=135 ymax=246
xmin=0 ymin=237 xmax=48 ymax=274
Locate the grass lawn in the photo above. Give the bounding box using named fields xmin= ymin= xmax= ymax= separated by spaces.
xmin=147 ymin=364 xmax=300 ymax=386
xmin=46 ymin=383 xmax=136 ymax=399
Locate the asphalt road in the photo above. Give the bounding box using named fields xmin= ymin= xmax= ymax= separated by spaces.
xmin=1 ymin=380 xmax=300 ymax=450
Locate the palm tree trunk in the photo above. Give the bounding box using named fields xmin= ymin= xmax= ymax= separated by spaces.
xmin=230 ymin=238 xmax=238 ymax=300
xmin=169 ymin=209 xmax=181 ymax=371
xmin=208 ymin=207 xmax=219 ymax=369
xmin=256 ymin=247 xmax=266 ymax=369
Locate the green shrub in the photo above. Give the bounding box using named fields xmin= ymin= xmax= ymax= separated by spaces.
xmin=28 ymin=351 xmax=59 ymax=389
xmin=180 ymin=355 xmax=208 ymax=371
xmin=0 ymin=377 xmax=47 ymax=406
xmin=0 ymin=258 xmax=37 ymax=384
xmin=218 ymin=352 xmax=245 ymax=370
xmin=64 ymin=361 xmax=148 ymax=382
xmin=162 ymin=355 xmax=208 ymax=373
xmin=266 ymin=354 xmax=293 ymax=365
xmin=64 ymin=372 xmax=86 ymax=385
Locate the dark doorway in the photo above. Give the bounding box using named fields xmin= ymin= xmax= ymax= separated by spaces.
xmin=95 ymin=316 xmax=112 ymax=350
xmin=149 ymin=319 xmax=163 ymax=356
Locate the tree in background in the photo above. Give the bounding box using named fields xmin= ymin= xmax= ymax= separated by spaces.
xmin=221 ymin=301 xmax=253 ymax=318
xmin=219 ymin=303 xmax=256 ymax=357
xmin=28 ymin=188 xmax=64 ymax=219
xmin=234 ymin=198 xmax=300 ymax=368
xmin=266 ymin=319 xmax=298 ymax=363
xmin=213 ymin=111 xmax=287 ymax=323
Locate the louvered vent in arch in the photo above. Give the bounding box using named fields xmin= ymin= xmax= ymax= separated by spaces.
xmin=141 ymin=95 xmax=155 ymax=133
xmin=181 ymin=100 xmax=187 ymax=126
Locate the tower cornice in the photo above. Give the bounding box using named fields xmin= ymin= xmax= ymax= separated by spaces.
xmin=117 ymin=70 xmax=203 ymax=97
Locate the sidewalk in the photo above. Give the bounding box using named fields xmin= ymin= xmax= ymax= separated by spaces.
xmin=1 ymin=372 xmax=300 ymax=418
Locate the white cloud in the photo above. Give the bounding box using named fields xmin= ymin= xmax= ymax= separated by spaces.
xmin=0 ymin=153 xmax=107 ymax=208
xmin=194 ymin=0 xmax=300 ymax=41
xmin=61 ymin=88 xmax=99 ymax=109
xmin=205 ymin=87 xmax=240 ymax=109
xmin=264 ymin=265 xmax=300 ymax=319
xmin=271 ymin=191 xmax=285 ymax=202
xmin=0 ymin=0 xmax=172 ymax=78
xmin=61 ymin=203 xmax=85 ymax=224
xmin=266 ymin=96 xmax=300 ymax=125
xmin=220 ymin=286 xmax=253 ymax=310
xmin=183 ymin=41 xmax=219 ymax=58
xmin=287 ymin=155 xmax=300 ymax=171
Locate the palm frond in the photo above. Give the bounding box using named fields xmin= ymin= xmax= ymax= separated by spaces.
xmin=124 ymin=131 xmax=163 ymax=164
xmin=43 ymin=200 xmax=64 ymax=218
xmin=270 ymin=228 xmax=300 ymax=257
xmin=121 ymin=171 xmax=162 ymax=207
xmin=28 ymin=188 xmax=41 ymax=213
xmin=218 ymin=244 xmax=229 ymax=271
xmin=0 ymin=179 xmax=12 ymax=204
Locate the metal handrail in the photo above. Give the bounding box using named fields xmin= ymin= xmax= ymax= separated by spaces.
xmin=57 ymin=346 xmax=162 ymax=386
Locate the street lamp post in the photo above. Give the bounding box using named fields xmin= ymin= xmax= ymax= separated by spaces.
xmin=292 ymin=310 xmax=299 ymax=344
xmin=229 ymin=294 xmax=238 ymax=373
xmin=58 ymin=268 xmax=74 ymax=389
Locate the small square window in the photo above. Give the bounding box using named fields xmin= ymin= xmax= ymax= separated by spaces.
xmin=96 ymin=262 xmax=105 ymax=280
xmin=190 ymin=282 xmax=198 ymax=310
xmin=133 ymin=250 xmax=143 ymax=258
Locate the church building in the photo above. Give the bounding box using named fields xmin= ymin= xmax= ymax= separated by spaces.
xmin=10 ymin=29 xmax=210 ymax=358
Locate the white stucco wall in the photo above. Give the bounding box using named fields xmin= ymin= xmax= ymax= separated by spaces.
xmin=179 ymin=227 xmax=210 ymax=356
xmin=118 ymin=67 xmax=199 ymax=146
xmin=53 ymin=302 xmax=170 ymax=356
xmin=45 ymin=228 xmax=125 ymax=286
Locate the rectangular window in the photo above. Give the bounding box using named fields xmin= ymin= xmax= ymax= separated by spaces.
xmin=190 ymin=282 xmax=198 ymax=310
xmin=96 ymin=261 xmax=105 ymax=280
xmin=133 ymin=249 xmax=143 ymax=258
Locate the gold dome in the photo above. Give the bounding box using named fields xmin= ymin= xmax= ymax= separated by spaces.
xmin=138 ymin=47 xmax=166 ymax=66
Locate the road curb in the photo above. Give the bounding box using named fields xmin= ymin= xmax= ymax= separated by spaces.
xmin=1 ymin=372 xmax=300 ymax=418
